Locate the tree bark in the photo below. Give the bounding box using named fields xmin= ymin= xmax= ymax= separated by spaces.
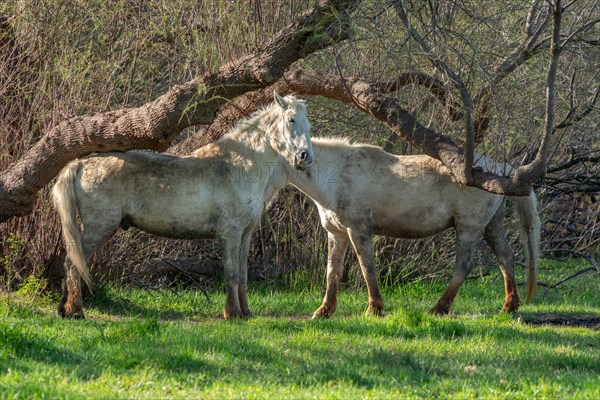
xmin=0 ymin=0 xmax=358 ymax=222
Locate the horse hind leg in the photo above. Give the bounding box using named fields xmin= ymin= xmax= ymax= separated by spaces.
xmin=59 ymin=217 xmax=120 ymax=319
xmin=484 ymin=204 xmax=519 ymax=313
xmin=58 ymin=260 xmax=85 ymax=319
xmin=313 ymin=231 xmax=350 ymax=319
xmin=59 ymin=236 xmax=90 ymax=319
xmin=431 ymin=228 xmax=478 ymax=315
xmin=237 ymin=226 xmax=255 ymax=318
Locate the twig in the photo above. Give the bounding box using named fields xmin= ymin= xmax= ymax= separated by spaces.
xmin=547 ymin=154 xmax=600 ymax=173
xmin=164 ymin=260 xmax=211 ymax=302
xmin=542 ymin=249 xmax=599 ymax=270
xmin=517 ymin=251 xmax=598 ymax=299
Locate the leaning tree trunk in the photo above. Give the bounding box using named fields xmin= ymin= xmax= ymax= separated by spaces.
xmin=0 ymin=0 xmax=358 ymax=223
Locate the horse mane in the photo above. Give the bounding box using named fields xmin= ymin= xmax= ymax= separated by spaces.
xmin=220 ymin=94 xmax=306 ymax=145
xmin=312 ymin=136 xmax=351 ymax=147
xmin=313 ymin=136 xmax=383 ymax=151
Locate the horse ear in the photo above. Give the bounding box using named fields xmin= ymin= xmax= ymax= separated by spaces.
xmin=274 ymin=92 xmax=288 ymax=109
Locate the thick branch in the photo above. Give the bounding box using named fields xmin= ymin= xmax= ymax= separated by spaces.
xmin=0 ymin=0 xmax=358 ymax=222
xmin=520 ymin=0 xmax=562 ymax=180
xmin=287 ymin=70 xmax=536 ymax=194
xmin=172 ymin=69 xmax=533 ymax=195
xmin=167 ymin=81 xmax=289 ymax=155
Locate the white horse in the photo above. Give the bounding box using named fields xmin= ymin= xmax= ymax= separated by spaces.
xmin=52 ymin=93 xmax=313 ymax=319
xmin=266 ymin=137 xmax=540 ymax=317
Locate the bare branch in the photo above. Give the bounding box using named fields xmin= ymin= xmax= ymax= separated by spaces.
xmin=532 ymin=0 xmax=562 ymax=170
xmin=467 ymin=3 xmax=551 ymax=142
xmin=560 ymin=17 xmax=600 ymax=48
xmin=376 ymin=73 xmax=463 ymax=120
xmin=547 ymin=153 xmax=600 ymax=173
xmin=392 ymin=0 xmax=475 ymax=184
xmin=555 ymin=84 xmax=600 ymax=130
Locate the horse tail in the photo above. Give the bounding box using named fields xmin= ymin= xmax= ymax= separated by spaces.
xmin=52 ymin=162 xmax=93 ymax=289
xmin=514 ymin=190 xmax=540 ymax=303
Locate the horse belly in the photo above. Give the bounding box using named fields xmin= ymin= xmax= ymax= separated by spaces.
xmin=123 ymin=186 xmax=226 ymax=239
xmin=363 ymin=178 xmax=451 ymax=237
xmin=128 ymin=187 xmax=261 ymax=240
xmin=131 ymin=213 xmax=219 ymax=239
xmin=373 ymin=209 xmax=453 ymax=239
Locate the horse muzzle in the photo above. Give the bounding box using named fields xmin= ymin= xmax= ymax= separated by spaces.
xmin=294 ymin=150 xmax=313 ymax=171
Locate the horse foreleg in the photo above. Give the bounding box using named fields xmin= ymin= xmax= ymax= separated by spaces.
xmin=348 ymin=228 xmax=384 ymax=317
xmin=484 ymin=205 xmax=519 ymax=313
xmin=222 ymin=235 xmax=243 ymax=319
xmin=313 ymin=231 xmax=349 ymax=319
xmin=431 ymin=230 xmax=476 ymax=315
xmin=237 ymin=227 xmax=254 ymax=318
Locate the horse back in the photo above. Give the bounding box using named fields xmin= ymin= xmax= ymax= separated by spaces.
xmin=333 ymin=147 xmax=503 ymax=238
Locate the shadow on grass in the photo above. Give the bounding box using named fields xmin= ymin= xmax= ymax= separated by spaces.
xmin=0 ymin=320 xmax=83 ymax=373
xmin=84 ymin=285 xmax=213 ymax=320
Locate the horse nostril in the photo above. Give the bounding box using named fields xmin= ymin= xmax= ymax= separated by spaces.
xmin=299 ymin=151 xmax=307 ymax=161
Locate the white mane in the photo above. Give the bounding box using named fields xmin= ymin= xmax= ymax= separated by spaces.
xmin=312 ymin=136 xmax=352 ymax=147
xmin=223 ymin=95 xmax=307 ymax=149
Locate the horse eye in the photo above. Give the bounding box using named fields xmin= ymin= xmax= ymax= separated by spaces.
xmin=289 ymin=118 xmax=295 ymax=123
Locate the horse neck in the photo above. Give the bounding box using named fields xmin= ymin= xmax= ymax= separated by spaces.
xmin=287 ymin=142 xmax=340 ymax=207
xmin=221 ymin=108 xmax=281 ymax=182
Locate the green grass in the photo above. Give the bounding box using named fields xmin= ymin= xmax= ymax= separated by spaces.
xmin=1 ymin=260 xmax=599 ymax=399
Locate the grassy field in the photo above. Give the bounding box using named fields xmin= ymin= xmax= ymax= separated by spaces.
xmin=1 ymin=260 xmax=599 ymax=399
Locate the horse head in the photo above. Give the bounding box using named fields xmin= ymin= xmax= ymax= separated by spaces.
xmin=271 ymin=92 xmax=313 ymax=171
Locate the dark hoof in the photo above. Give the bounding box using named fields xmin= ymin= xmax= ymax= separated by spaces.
xmin=311 ymin=312 xmax=330 ymax=320
xmin=60 ymin=312 xmax=85 ymax=319
xmin=312 ymin=305 xmax=335 ymax=319
xmin=429 ymin=304 xmax=450 ymax=316
xmin=366 ymin=307 xmax=385 ymax=317
xmin=58 ymin=304 xmax=85 ymax=319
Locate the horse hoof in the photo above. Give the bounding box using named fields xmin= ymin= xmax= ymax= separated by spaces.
xmin=366 ymin=306 xmax=384 ymax=317
xmin=61 ymin=312 xmax=85 ymax=319
xmin=223 ymin=309 xmax=243 ymax=320
xmin=429 ymin=305 xmax=450 ymax=316
xmin=312 ymin=304 xmax=335 ymax=319
xmin=58 ymin=304 xmax=85 ymax=319
xmin=501 ymin=304 xmax=519 ymax=313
